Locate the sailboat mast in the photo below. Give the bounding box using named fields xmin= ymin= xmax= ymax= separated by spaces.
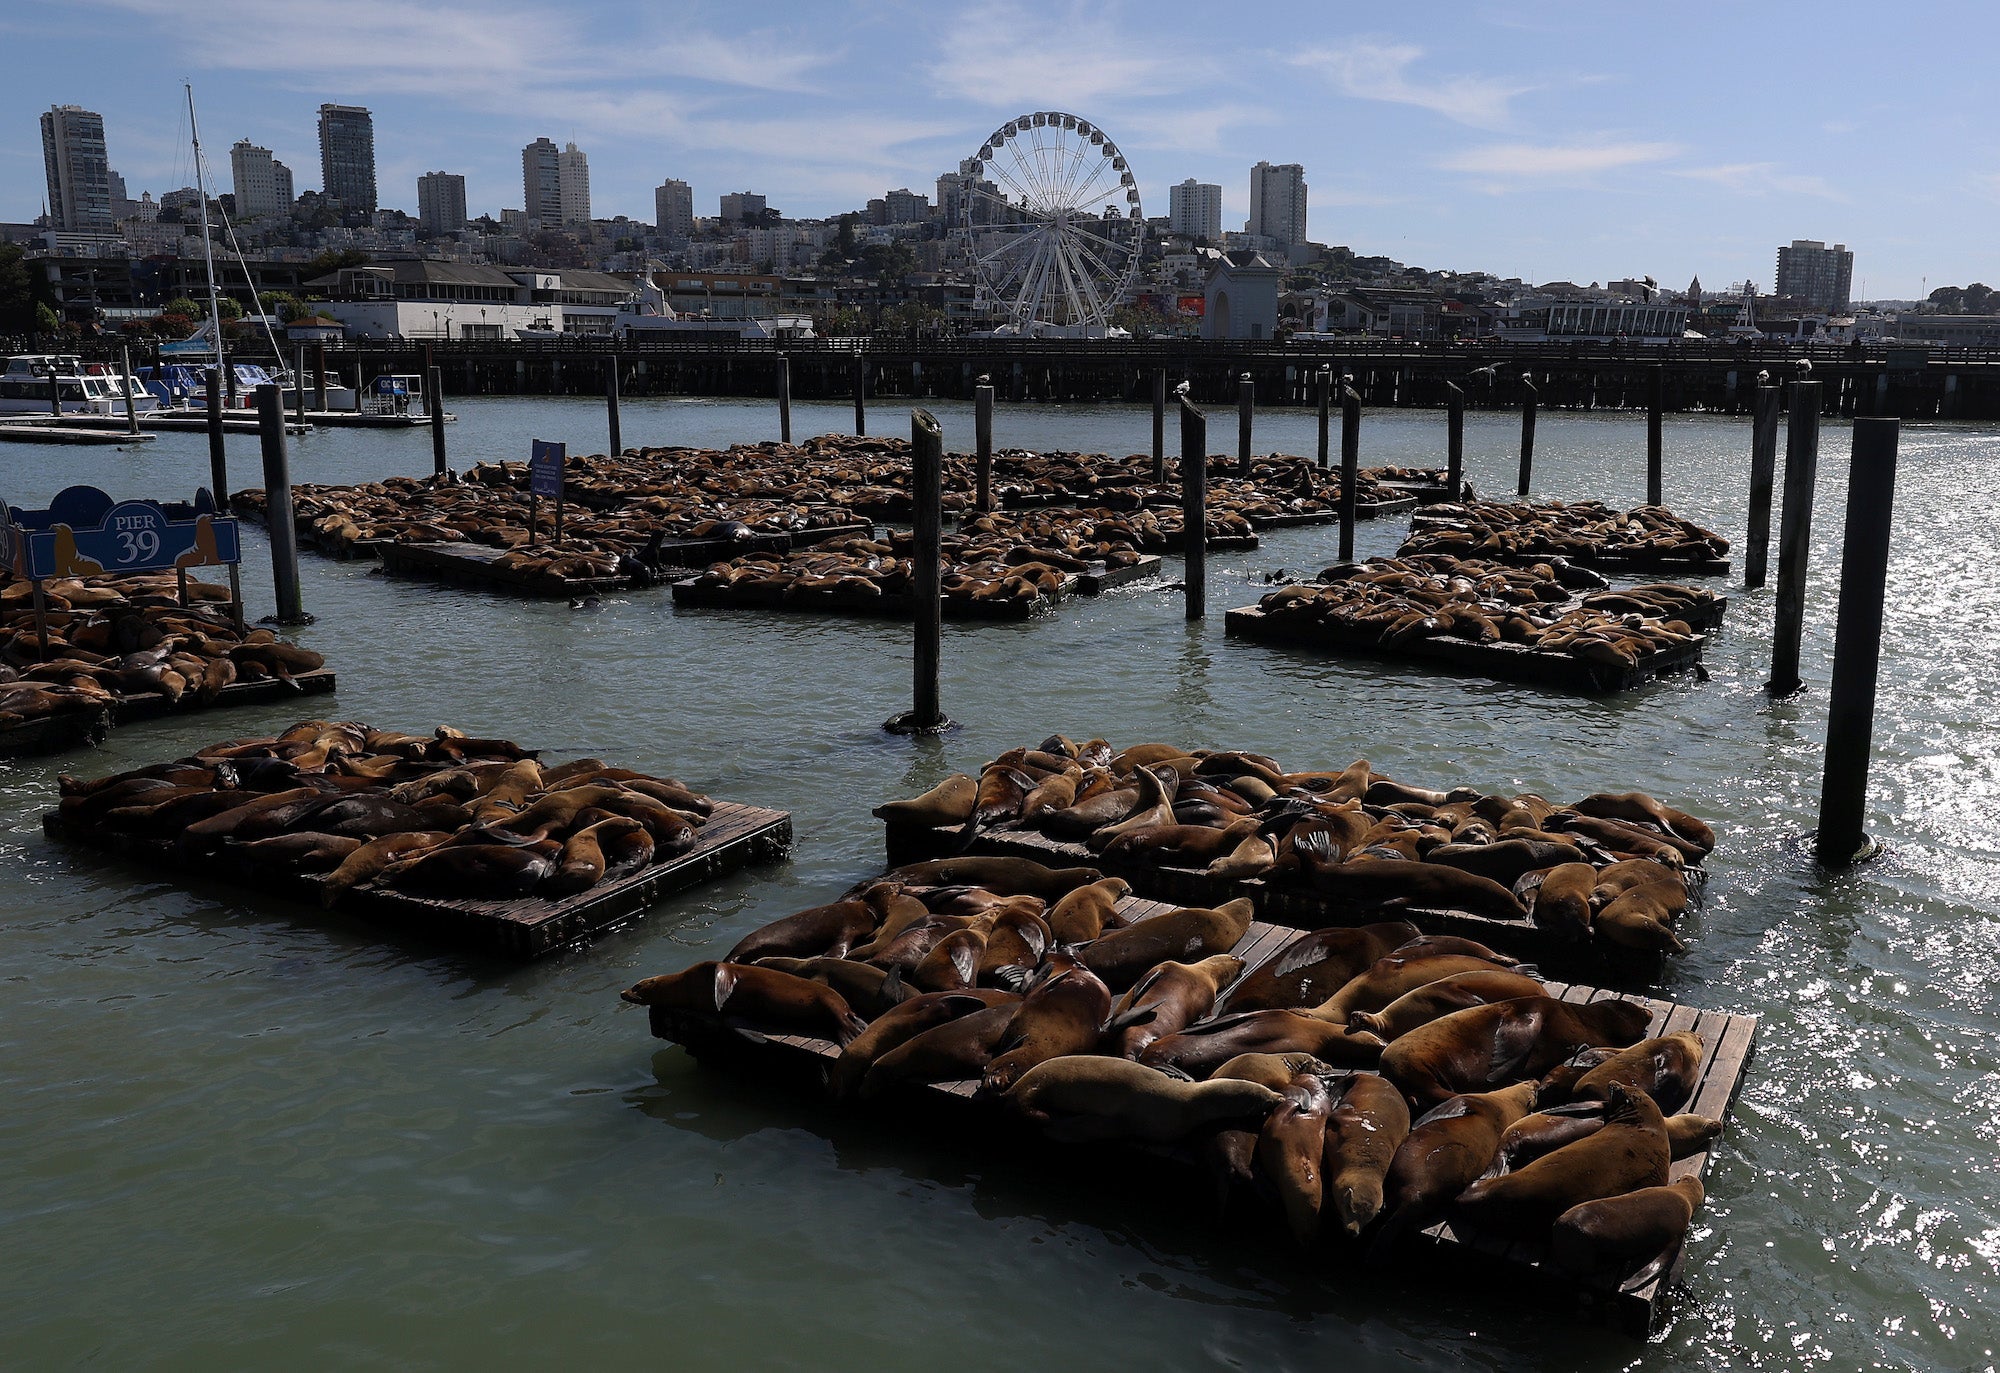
xmin=186 ymin=83 xmax=227 ymax=384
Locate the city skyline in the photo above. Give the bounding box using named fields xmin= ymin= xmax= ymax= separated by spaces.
xmin=0 ymin=1 xmax=1991 ymax=296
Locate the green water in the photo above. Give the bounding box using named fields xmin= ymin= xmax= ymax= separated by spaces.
xmin=1 ymin=397 xmax=1994 ymax=1370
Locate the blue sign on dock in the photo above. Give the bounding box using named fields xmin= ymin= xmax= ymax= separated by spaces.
xmin=2 ymin=486 xmax=241 ymax=581
xmin=530 ymin=440 xmax=565 ymax=498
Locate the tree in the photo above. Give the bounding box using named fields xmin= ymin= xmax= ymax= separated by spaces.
xmin=0 ymin=241 xmax=60 ymax=333
xmin=308 ymin=247 xmax=371 ymax=277
xmin=1965 ymin=283 xmax=1995 ymax=314
xmin=1111 ymin=300 xmax=1174 ymax=339
xmin=855 ymin=242 xmax=914 ymax=283
xmin=35 ymin=302 xmax=61 ymax=335
xmin=836 ymin=213 xmax=857 ymax=256
xmin=258 ymin=290 xmax=305 ymax=322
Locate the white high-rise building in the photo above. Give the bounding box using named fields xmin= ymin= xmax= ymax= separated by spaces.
xmin=654 ymin=179 xmax=694 ymax=236
xmin=719 ymin=191 xmax=766 ymax=222
xmin=1248 ymin=161 xmax=1307 ymax=247
xmin=40 ymin=105 xmax=113 ymax=229
xmin=230 ymin=140 xmax=294 ymax=218
xmin=523 ymin=137 xmax=561 ymax=225
xmin=1169 ymin=179 xmax=1223 ymax=241
xmin=417 ymin=171 xmax=468 ymax=234
xmin=558 ymin=141 xmax=591 ymax=225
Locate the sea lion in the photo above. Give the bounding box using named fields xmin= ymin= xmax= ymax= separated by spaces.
xmin=1040 ymin=784 xmax=1143 ymax=839
xmin=1453 ymin=1084 xmax=1671 ymax=1236
xmin=1003 ymin=1056 xmax=1283 ymax=1143
xmin=1293 ymin=834 xmax=1529 ymax=920
xmin=1045 ymin=877 xmax=1131 ymax=944
xmin=1571 ymin=792 xmax=1715 ymax=853
xmin=861 ymin=1001 xmax=1020 ymax=1098
xmin=1591 ymin=858 xmax=1686 ymax=900
xmin=974 ymin=904 xmax=1052 ymax=986
xmin=1139 ymin=1011 xmax=1386 ymax=1079
xmin=1105 ymin=954 xmax=1244 ymax=1059
xmin=1258 ymin=1071 xmax=1337 ymax=1245
xmin=1219 ymin=922 xmax=1421 ymax=1014
xmin=1323 ymin=1072 xmax=1413 ymax=1238
xmin=829 ymin=988 xmax=1015 ymax=1098
xmin=865 ymin=857 xmax=1103 ymax=900
xmin=1346 ymin=969 xmax=1548 ymax=1041
xmin=620 ymin=961 xmax=869 ymax=1046
xmin=1313 ymin=951 xmax=1528 ymax=1024
xmin=873 ymin=772 xmax=979 ymax=828
xmin=751 ymin=956 xmax=911 ymax=1018
xmin=1549 ymin=1175 xmax=1706 ymax=1283
xmin=1078 ymin=899 xmax=1254 ymax=989
xmin=728 ymin=898 xmax=880 ymax=964
xmin=319 ymin=830 xmax=449 ymax=903
xmin=1567 ymin=1032 xmax=1705 ymax=1112
xmin=1424 ymin=838 xmax=1590 ymax=886
xmin=910 ymin=925 xmax=989 ymax=992
xmin=1498 ymin=1105 xmax=1722 ymax=1170
xmin=1593 ymin=881 xmax=1690 ymax=954
xmin=979 ymin=958 xmax=1114 ymax=1094
xmin=1377 ymin=1080 xmax=1541 ymax=1249
xmin=1521 ymin=862 xmax=1598 ymax=941
xmin=378 ymin=838 xmax=560 ymax=898
xmin=1379 ymin=997 xmax=1653 ymax=1109
xmin=230 ymin=831 xmax=363 ymax=872
xmin=1084 ymin=765 xmax=1177 ymax=852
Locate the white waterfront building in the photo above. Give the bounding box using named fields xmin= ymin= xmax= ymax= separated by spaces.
xmin=1169 ymin=179 xmax=1223 ymax=241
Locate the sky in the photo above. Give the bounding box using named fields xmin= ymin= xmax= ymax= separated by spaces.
xmin=3 ymin=0 xmax=1990 ymax=300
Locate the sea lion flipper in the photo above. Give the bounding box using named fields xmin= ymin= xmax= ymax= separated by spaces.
xmin=712 ymin=964 xmax=740 ymax=1012
xmin=881 ymin=966 xmax=910 ymax=1004
xmin=1105 ymin=1004 xmax=1159 ymax=1033
xmin=1618 ymin=1242 xmax=1682 ymax=1294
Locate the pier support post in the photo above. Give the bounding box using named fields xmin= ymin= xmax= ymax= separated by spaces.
xmin=293 ymin=346 xmax=307 ymax=426
xmin=884 ymin=409 xmax=953 ymax=734
xmin=205 ymin=366 xmax=227 ymax=499
xmin=1767 ymin=380 xmax=1822 ymax=695
xmin=777 ymin=354 xmax=792 ymax=444
xmin=314 ymin=344 xmax=327 ymax=411
xmin=1151 ymin=368 xmax=1166 ymax=483
xmin=1744 ymin=384 xmax=1780 ymax=588
xmin=853 ymin=354 xmax=867 ymax=436
xmin=1815 ymin=418 xmax=1899 ymax=864
xmin=254 ymin=384 xmax=308 ymax=625
xmin=428 ymin=366 xmax=448 ymax=476
xmin=1237 ymin=372 xmax=1254 ymax=477
xmin=1317 ymin=368 xmax=1332 ymax=470
xmin=121 ymin=345 xmax=139 ymax=436
xmin=1180 ymin=394 xmax=1207 ymax=620
xmin=1517 ymin=374 xmax=1538 ymax=496
xmin=49 ymin=371 xmax=60 ymax=416
xmin=1339 ymin=380 xmax=1361 ymax=561
xmin=1647 ymin=365 xmax=1664 ymax=505
xmin=1446 ymin=381 xmax=1465 ymax=497
xmin=975 ymin=377 xmax=994 ymax=513
xmin=605 ymin=357 xmax=622 ymax=455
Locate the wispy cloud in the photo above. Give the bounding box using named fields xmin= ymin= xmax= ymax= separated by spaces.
xmin=930 ymin=3 xmax=1182 ymax=109
xmin=1289 ymin=41 xmax=1530 ymax=128
xmin=1675 ymin=162 xmax=1847 ymax=202
xmin=1439 ymin=141 xmax=1681 ymax=178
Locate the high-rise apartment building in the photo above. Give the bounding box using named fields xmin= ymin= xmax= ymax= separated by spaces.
xmin=417 ymin=171 xmax=468 ymax=234
xmin=523 ymin=137 xmax=561 ymax=224
xmin=558 ymin=142 xmax=591 ymax=224
xmin=40 ymin=105 xmax=113 ymax=229
xmin=936 ymin=161 xmax=998 ymax=227
xmin=1774 ymin=239 xmax=1854 ymax=313
xmin=654 ymin=179 xmax=694 ymax=236
xmin=719 ymin=191 xmax=766 ymax=222
xmin=230 ymin=140 xmax=294 ymax=218
xmin=1169 ymin=179 xmax=1223 ymax=241
xmin=1248 ymin=161 xmax=1307 ymax=247
xmin=317 ymin=104 xmax=376 ymax=212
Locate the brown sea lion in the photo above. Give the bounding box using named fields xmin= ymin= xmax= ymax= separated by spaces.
xmin=865 ymin=857 xmax=1103 ymax=900
xmin=1105 ymin=954 xmax=1245 ymax=1059
xmin=1045 ymin=877 xmax=1131 ymax=944
xmin=1497 ymin=1106 xmax=1722 ymax=1170
xmin=319 ymin=830 xmax=449 ymax=903
xmin=873 ymin=772 xmax=979 ymax=828
xmin=378 ymin=839 xmax=560 ymax=898
xmin=1593 ymin=881 xmax=1690 ymax=954
xmin=751 ymin=956 xmax=912 ymax=1019
xmin=1293 ymin=835 xmax=1529 ymax=920
xmin=1323 ymin=1072 xmax=1413 ymax=1238
xmin=979 ymin=958 xmax=1114 ymax=1094
xmin=1003 ymin=1056 xmax=1283 ymax=1143
xmin=1346 ymin=969 xmax=1549 ymax=1041
xmin=1424 ymin=838 xmax=1589 ymax=886
xmin=231 ymin=831 xmax=363 ymax=872
xmin=829 ymin=988 xmax=1016 ymax=1098
xmin=1572 ymin=792 xmax=1715 ymax=853
xmin=1521 ymin=862 xmax=1598 ymax=941
xmin=1591 ymin=858 xmax=1686 ymax=900
xmin=1078 ymin=899 xmax=1254 ymax=989
xmin=975 ymin=904 xmax=1052 ymax=986
xmin=727 ymin=898 xmax=881 ymax=965
xmin=1220 ymin=922 xmax=1421 ymax=1014
xmin=1258 ymin=1071 xmax=1337 ymax=1245
xmin=1453 ymin=1084 xmax=1671 ymax=1236
xmin=860 ymin=1001 xmax=1020 ymax=1098
xmin=910 ymin=925 xmax=989 ymax=992
xmin=1549 ymin=1175 xmax=1706 ymax=1284
xmin=1379 ymin=997 xmax=1653 ymax=1109
xmin=1139 ymin=1011 xmax=1386 ymax=1079
xmin=1040 ymin=784 xmax=1143 ymax=839
xmin=1376 ymin=1080 xmax=1541 ymax=1249
xmin=620 ymin=961 xmax=869 ymax=1046
xmin=1313 ymin=951 xmax=1528 ymax=1024
xmin=1567 ymin=1032 xmax=1705 ymax=1112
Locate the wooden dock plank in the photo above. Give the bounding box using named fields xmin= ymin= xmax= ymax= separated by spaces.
xmin=1 ymin=670 xmax=338 ymax=759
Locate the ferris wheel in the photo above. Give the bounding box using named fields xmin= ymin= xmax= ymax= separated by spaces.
xmin=955 ymin=112 xmax=1145 ymax=335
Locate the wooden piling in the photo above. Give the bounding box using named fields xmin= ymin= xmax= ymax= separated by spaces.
xmin=1181 ymin=394 xmax=1207 ymax=620
xmin=1317 ymin=368 xmax=1332 ymax=470
xmin=1446 ymin=381 xmax=1465 ymax=496
xmin=1339 ymin=380 xmax=1361 ymax=561
xmin=48 ymin=370 xmax=60 ymax=416
xmin=853 ymin=354 xmax=867 ymax=437
xmin=605 ymin=357 xmax=623 ymax=455
xmin=884 ymin=409 xmax=950 ymax=734
xmin=1151 ymin=368 xmax=1166 ymax=482
xmin=975 ymin=379 xmax=995 ymax=512
xmin=1767 ymin=380 xmax=1822 ymax=695
xmin=428 ymin=366 xmax=448 ymax=476
xmin=205 ymin=366 xmax=227 ymax=499
xmin=1815 ymin=417 xmax=1899 ymax=864
xmin=313 ymin=344 xmax=327 ymax=411
xmin=1518 ymin=375 xmax=1538 ymax=496
xmin=121 ymin=345 xmax=139 ymax=436
xmin=293 ymin=346 xmax=307 ymax=426
xmin=1744 ymin=384 xmax=1780 ymax=588
xmin=1237 ymin=372 xmax=1254 ymax=477
xmin=1647 ymin=365 xmax=1664 ymax=505
xmin=254 ymin=385 xmax=307 ymax=625
xmin=777 ymin=354 xmax=792 ymax=444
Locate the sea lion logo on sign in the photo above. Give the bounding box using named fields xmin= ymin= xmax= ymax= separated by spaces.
xmin=530 ymin=440 xmax=565 ymax=498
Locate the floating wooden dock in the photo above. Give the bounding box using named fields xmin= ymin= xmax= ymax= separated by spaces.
xmin=1222 ymin=605 xmax=1709 ymax=694
xmin=43 ymin=797 xmax=791 ymax=959
xmin=376 ymin=541 xmax=631 ymax=598
xmin=642 ymin=898 xmax=1755 ymax=1338
xmin=0 ymin=669 xmax=337 ymax=759
xmin=0 ymin=424 xmax=154 ymax=445
xmin=875 ymin=816 xmax=1689 ymax=985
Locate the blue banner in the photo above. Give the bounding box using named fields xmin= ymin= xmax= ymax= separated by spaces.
xmin=4 ymin=486 xmax=241 ymax=580
xmin=530 ymin=439 xmax=565 ymax=498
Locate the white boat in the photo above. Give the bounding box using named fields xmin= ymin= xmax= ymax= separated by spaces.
xmin=0 ymin=354 xmax=161 ymax=416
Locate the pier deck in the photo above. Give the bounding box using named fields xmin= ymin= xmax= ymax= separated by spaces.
xmin=0 ymin=669 xmax=338 ymax=759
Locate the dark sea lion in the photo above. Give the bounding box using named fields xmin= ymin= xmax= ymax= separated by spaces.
xmin=752 ymin=957 xmax=912 ymax=1018
xmin=1425 ymin=838 xmax=1589 ymax=886
xmin=726 ymin=898 xmax=878 ymax=964
xmin=1139 ymin=1011 xmax=1386 ymax=1078
xmin=1382 ymin=996 xmax=1653 ymax=1109
xmin=1220 ymin=922 xmax=1421 ymax=1014
xmin=319 ymin=830 xmax=450 ymax=903
xmin=865 ymin=857 xmax=1103 ymax=900
xmin=1004 ymin=1056 xmax=1283 ymax=1143
xmin=1084 ymin=765 xmax=1177 ymax=852
xmin=910 ymin=925 xmax=989 ymax=992
xmin=1258 ymin=1072 xmax=1337 ymax=1245
xmin=861 ymin=1001 xmax=1020 ymax=1098
xmin=1550 ymin=1175 xmax=1706 ymax=1284
xmin=621 ymin=961 xmax=869 ymax=1046
xmin=1550 ymin=812 xmax=1693 ymax=865
xmin=1313 ymin=951 xmax=1528 ymax=1023
xmin=1346 ymin=969 xmax=1548 ymax=1040
xmin=1376 ymin=1080 xmax=1541 ymax=1250
xmin=1045 ymin=877 xmax=1131 ymax=944
xmin=177 ymin=787 xmax=338 ymax=851
xmin=1568 ymin=1032 xmax=1705 ymax=1111
xmin=864 ymin=914 xmax=978 ymax=974
xmin=1521 ymin=861 xmax=1598 ymax=940
xmin=1079 ymin=898 xmax=1254 ymax=989
xmin=1453 ymin=1084 xmax=1671 ymax=1236
xmin=1323 ymin=1072 xmax=1412 ymax=1238
xmin=980 ymin=958 xmax=1114 ymax=1093
xmin=1040 ymin=784 xmax=1142 ymax=839
xmin=1293 ymin=834 xmax=1529 ymax=920
xmin=1106 ymin=954 xmax=1244 ymax=1059
xmin=830 ymin=989 xmax=1016 ymax=1098
xmin=231 ymin=831 xmax=363 ymax=872
xmin=873 ymin=773 xmax=979 ymax=828
xmin=379 ymin=839 xmax=560 ymax=898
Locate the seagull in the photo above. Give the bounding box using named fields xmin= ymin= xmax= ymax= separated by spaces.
xmin=1796 ymin=359 xmax=1813 ymax=376
xmin=1467 ymin=365 xmax=1498 ymax=380
xmin=1757 ymin=369 xmax=1771 ymax=385
xmin=1174 ymin=380 xmax=1191 ymax=397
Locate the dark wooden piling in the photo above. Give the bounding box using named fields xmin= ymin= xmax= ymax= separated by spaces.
xmin=48 ymin=371 xmax=60 ymax=416
xmin=1768 ymin=379 xmax=1822 ymax=695
xmin=254 ymin=384 xmax=307 ymax=625
xmin=605 ymin=357 xmax=623 ymax=455
xmin=1317 ymin=367 xmax=1332 ymax=470
xmin=1518 ymin=374 xmax=1538 ymax=496
xmin=1181 ymin=394 xmax=1207 ymax=620
xmin=1237 ymin=372 xmax=1254 ymax=477
xmin=1647 ymin=365 xmax=1664 ymax=506
xmin=293 ymin=347 xmax=307 ymax=426
xmin=975 ymin=378 xmax=995 ymax=512
xmin=853 ymin=354 xmax=867 ymax=437
xmin=884 ymin=409 xmax=950 ymax=734
xmin=205 ymin=366 xmax=227 ymax=498
xmin=1815 ymin=417 xmax=1900 ymax=863
xmin=313 ymin=344 xmax=327 ymax=411
xmin=1151 ymin=368 xmax=1166 ymax=481
xmin=121 ymin=345 xmax=139 ymax=436
xmin=1745 ymin=384 xmax=1781 ymax=588
xmin=1339 ymin=380 xmax=1362 ymax=561
xmin=777 ymin=354 xmax=792 ymax=444
xmin=428 ymin=366 xmax=448 ymax=476
xmin=1446 ymin=381 xmax=1465 ymax=496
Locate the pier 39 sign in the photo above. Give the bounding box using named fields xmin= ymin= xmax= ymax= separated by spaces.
xmin=2 ymin=485 xmax=241 ymax=581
